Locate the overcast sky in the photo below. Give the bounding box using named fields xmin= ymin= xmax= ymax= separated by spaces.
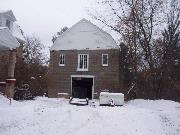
xmin=1 ymin=0 xmax=95 ymax=49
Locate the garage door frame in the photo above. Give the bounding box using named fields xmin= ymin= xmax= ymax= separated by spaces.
xmin=70 ymin=75 xmax=95 ymax=99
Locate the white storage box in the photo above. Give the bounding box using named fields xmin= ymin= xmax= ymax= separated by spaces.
xmin=99 ymin=92 xmax=124 ymax=106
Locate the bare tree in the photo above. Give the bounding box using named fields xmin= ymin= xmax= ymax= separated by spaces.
xmin=158 ymin=0 xmax=180 ymax=99
xmin=52 ymin=26 xmax=68 ymax=43
xmin=89 ymin=0 xmax=176 ymax=99
xmin=23 ymin=36 xmax=46 ymax=65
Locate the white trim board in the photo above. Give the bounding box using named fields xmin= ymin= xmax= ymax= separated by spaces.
xmin=71 ymin=75 xmax=94 ymax=78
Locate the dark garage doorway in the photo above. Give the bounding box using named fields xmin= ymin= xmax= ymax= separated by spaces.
xmin=72 ymin=77 xmax=93 ymax=99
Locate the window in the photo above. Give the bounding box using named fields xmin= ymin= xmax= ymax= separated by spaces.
xmin=102 ymin=54 xmax=108 ymax=66
xmin=6 ymin=20 xmax=11 ymax=30
xmin=77 ymin=54 xmax=89 ymax=71
xmin=59 ymin=54 xmax=65 ymax=66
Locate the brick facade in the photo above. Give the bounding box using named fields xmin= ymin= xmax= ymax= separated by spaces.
xmin=0 ymin=50 xmax=9 ymax=82
xmin=0 ymin=46 xmax=22 ymax=82
xmin=48 ymin=49 xmax=124 ymax=98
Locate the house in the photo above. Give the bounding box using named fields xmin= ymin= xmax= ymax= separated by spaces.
xmin=0 ymin=10 xmax=25 ymax=82
xmin=0 ymin=10 xmax=25 ymax=97
xmin=48 ymin=19 xmax=125 ymax=99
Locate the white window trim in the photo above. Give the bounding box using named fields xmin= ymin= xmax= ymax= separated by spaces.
xmin=102 ymin=54 xmax=108 ymax=66
xmin=59 ymin=54 xmax=65 ymax=66
xmin=77 ymin=54 xmax=89 ymax=71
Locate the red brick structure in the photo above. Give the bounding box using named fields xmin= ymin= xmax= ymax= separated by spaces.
xmin=48 ymin=19 xmax=125 ymax=99
xmin=0 ymin=50 xmax=9 ymax=81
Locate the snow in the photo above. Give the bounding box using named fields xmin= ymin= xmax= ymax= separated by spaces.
xmin=50 ymin=19 xmax=119 ymax=50
xmin=0 ymin=95 xmax=180 ymax=135
xmin=0 ymin=10 xmax=16 ymax=21
xmin=0 ymin=10 xmax=9 ymax=13
xmin=6 ymin=79 xmax=16 ymax=81
xmin=12 ymin=23 xmax=25 ymax=43
xmin=57 ymin=93 xmax=69 ymax=95
xmin=0 ymin=10 xmax=25 ymax=43
xmin=0 ymin=27 xmax=20 ymax=50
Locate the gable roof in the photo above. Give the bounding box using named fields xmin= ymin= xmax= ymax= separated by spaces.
xmin=0 ymin=10 xmax=25 ymax=43
xmin=0 ymin=10 xmax=16 ymax=21
xmin=50 ymin=19 xmax=118 ymax=50
xmin=0 ymin=27 xmax=20 ymax=51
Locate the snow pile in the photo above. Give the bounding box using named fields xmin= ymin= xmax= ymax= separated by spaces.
xmin=51 ymin=19 xmax=118 ymax=50
xmin=0 ymin=94 xmax=18 ymax=107
xmin=0 ymin=97 xmax=179 ymax=135
xmin=0 ymin=94 xmax=9 ymax=106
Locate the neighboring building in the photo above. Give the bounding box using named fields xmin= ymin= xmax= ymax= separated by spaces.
xmin=48 ymin=19 xmax=125 ymax=99
xmin=0 ymin=10 xmax=25 ymax=82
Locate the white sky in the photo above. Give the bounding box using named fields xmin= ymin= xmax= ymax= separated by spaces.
xmin=0 ymin=0 xmax=94 ymax=49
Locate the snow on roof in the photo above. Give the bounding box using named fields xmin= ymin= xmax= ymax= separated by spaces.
xmin=51 ymin=19 xmax=118 ymax=50
xmin=0 ymin=10 xmax=24 ymax=43
xmin=0 ymin=9 xmax=12 ymax=14
xmin=0 ymin=9 xmax=9 ymax=13
xmin=0 ymin=27 xmax=20 ymax=51
xmin=12 ymin=23 xmax=25 ymax=43
xmin=0 ymin=10 xmax=16 ymax=21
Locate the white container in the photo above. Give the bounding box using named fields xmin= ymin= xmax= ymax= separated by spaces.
xmin=99 ymin=92 xmax=124 ymax=106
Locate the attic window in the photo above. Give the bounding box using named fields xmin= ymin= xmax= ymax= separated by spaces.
xmin=77 ymin=54 xmax=89 ymax=71
xmin=6 ymin=20 xmax=11 ymax=30
xmin=102 ymin=54 xmax=108 ymax=66
xmin=59 ymin=54 xmax=65 ymax=66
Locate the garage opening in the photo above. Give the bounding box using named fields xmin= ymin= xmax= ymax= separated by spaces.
xmin=72 ymin=77 xmax=93 ymax=99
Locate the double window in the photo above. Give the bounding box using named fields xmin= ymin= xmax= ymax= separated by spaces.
xmin=77 ymin=54 xmax=89 ymax=71
xmin=59 ymin=54 xmax=65 ymax=66
xmin=102 ymin=54 xmax=108 ymax=66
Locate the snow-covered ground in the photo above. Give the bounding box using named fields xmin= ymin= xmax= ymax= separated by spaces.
xmin=0 ymin=95 xmax=180 ymax=135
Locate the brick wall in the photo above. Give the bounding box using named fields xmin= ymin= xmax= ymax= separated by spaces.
xmin=48 ymin=49 xmax=125 ymax=98
xmin=0 ymin=50 xmax=9 ymax=82
xmin=0 ymin=46 xmax=22 ymax=82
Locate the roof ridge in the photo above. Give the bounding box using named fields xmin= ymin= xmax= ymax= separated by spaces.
xmin=53 ymin=18 xmax=89 ymax=45
xmin=53 ymin=18 xmax=117 ymax=45
xmin=81 ymin=19 xmax=117 ymax=45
